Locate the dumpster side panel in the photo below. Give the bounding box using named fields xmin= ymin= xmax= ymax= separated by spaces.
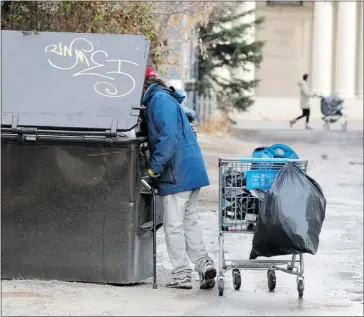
xmin=1 ymin=142 xmax=143 ymax=283
xmin=1 ymin=143 xmax=106 ymax=281
xmin=102 ymin=145 xmax=163 ymax=284
xmin=103 ymin=201 xmax=154 ymax=284
xmin=102 ymin=144 xmax=143 ymax=283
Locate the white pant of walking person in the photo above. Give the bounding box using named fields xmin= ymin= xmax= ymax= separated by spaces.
xmin=163 ymin=189 xmax=216 ymax=289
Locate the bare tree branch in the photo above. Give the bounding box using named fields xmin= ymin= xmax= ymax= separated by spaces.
xmin=148 ymin=1 xmax=216 ymax=75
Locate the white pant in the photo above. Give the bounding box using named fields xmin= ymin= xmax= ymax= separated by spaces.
xmin=162 ymin=189 xmax=213 ymax=279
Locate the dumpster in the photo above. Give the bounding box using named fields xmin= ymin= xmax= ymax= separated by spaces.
xmin=1 ymin=30 xmax=163 ymax=284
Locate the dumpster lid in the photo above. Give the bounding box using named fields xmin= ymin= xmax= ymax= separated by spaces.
xmin=1 ymin=30 xmax=150 ymax=133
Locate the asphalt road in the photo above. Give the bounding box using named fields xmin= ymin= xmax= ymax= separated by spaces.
xmin=2 ymin=126 xmax=363 ymax=316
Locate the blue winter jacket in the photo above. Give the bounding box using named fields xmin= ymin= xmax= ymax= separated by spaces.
xmin=142 ymin=83 xmax=210 ymax=196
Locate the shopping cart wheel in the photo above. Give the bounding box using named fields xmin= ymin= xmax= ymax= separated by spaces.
xmin=232 ymin=269 xmax=241 ymax=290
xmin=218 ymin=276 xmax=224 ymax=296
xmin=297 ymin=277 xmax=304 ymax=298
xmin=267 ymin=270 xmax=276 ymax=291
xmin=323 ymin=122 xmax=330 ymax=131
xmin=341 ymin=122 xmax=348 ymax=131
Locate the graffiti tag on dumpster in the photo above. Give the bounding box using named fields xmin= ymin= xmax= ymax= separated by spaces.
xmin=45 ymin=38 xmax=139 ymax=98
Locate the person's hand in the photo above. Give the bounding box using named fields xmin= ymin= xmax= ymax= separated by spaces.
xmin=147 ymin=168 xmax=160 ymax=179
xmin=190 ymin=123 xmax=197 ymax=136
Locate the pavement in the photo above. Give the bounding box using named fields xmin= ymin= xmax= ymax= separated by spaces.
xmin=2 ymin=123 xmax=363 ymax=316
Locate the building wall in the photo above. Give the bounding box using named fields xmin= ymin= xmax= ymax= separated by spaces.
xmin=255 ymin=2 xmax=313 ymax=97
xmin=242 ymin=1 xmax=364 ymax=122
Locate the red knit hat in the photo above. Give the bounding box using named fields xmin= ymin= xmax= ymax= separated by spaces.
xmin=145 ymin=66 xmax=157 ymax=77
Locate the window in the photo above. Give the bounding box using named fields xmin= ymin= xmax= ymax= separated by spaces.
xmin=266 ymin=1 xmax=304 ymax=6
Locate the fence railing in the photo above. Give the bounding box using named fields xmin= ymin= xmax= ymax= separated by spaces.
xmin=197 ymin=91 xmax=217 ymax=123
xmin=184 ymin=88 xmax=217 ymax=123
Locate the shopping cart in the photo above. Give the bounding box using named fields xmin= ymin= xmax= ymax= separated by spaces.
xmin=217 ymin=157 xmax=309 ymax=298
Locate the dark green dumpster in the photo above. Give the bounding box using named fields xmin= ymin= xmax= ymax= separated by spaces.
xmin=1 ymin=30 xmax=163 ymax=284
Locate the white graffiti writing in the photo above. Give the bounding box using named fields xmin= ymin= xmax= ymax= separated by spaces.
xmin=45 ymin=38 xmax=139 ymax=98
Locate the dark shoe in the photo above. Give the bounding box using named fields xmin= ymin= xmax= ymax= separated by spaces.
xmin=166 ymin=277 xmax=192 ymax=289
xmin=199 ymin=261 xmax=217 ymax=290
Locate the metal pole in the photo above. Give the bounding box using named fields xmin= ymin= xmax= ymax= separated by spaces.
xmin=194 ymin=36 xmax=200 ymax=113
xmin=152 ymin=187 xmax=157 ymax=289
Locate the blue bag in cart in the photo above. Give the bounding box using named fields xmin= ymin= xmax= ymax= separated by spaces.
xmin=249 ymin=162 xmax=326 ymax=259
xmin=246 ymin=144 xmax=300 ymax=190
xmin=252 ymin=144 xmax=299 ymax=160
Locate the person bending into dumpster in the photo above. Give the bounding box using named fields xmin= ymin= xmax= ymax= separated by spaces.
xmin=142 ymin=66 xmax=216 ymax=290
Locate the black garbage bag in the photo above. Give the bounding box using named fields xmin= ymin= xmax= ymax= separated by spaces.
xmin=249 ymin=162 xmax=326 ymax=259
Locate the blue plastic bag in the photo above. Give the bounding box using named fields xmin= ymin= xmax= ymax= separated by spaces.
xmin=252 ymin=144 xmax=299 ymax=159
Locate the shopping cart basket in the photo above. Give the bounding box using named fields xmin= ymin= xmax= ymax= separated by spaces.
xmin=217 ymin=157 xmax=309 ymax=298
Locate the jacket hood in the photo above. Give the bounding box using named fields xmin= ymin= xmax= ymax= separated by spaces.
xmin=142 ymin=83 xmax=185 ymax=106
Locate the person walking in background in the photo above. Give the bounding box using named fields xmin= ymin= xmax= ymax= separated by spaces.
xmin=142 ymin=66 xmax=217 ymax=290
xmin=290 ymin=73 xmax=317 ymax=130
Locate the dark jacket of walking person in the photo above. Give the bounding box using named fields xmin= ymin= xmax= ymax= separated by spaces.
xmin=290 ymin=73 xmax=316 ymax=129
xmin=142 ymin=66 xmax=217 ymax=290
